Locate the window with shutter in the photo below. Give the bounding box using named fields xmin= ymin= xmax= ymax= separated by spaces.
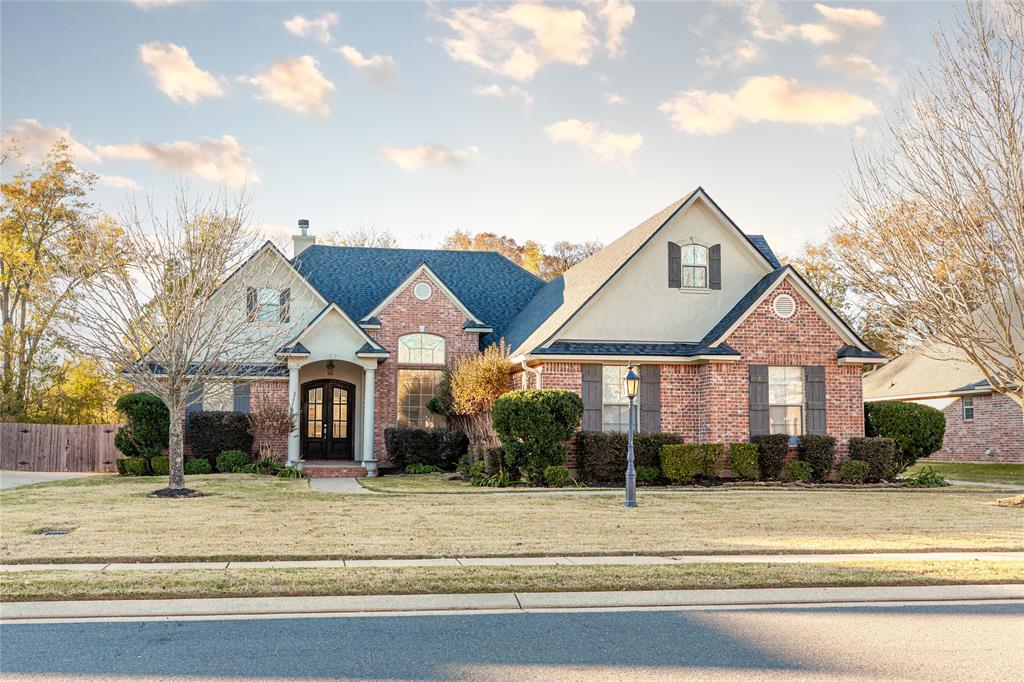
xmin=709 ymin=244 xmax=721 ymax=290
xmin=233 ymin=383 xmax=251 ymax=413
xmin=639 ymin=364 xmax=661 ymax=433
xmin=668 ymin=242 xmax=681 ymax=288
xmin=582 ymin=364 xmax=602 ymax=431
xmin=804 ymin=365 xmax=826 ymax=435
xmin=748 ymin=365 xmax=769 ymax=437
xmin=601 ymin=365 xmax=637 ymax=432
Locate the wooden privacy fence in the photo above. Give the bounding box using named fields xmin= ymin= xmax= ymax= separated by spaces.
xmin=0 ymin=423 xmax=121 ymax=472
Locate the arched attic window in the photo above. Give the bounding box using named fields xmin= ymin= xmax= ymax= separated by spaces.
xmin=680 ymin=244 xmax=708 ymax=289
xmin=397 ymin=333 xmax=445 ymax=428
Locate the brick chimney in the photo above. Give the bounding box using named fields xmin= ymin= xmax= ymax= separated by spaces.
xmin=292 ymin=218 xmax=315 ymax=257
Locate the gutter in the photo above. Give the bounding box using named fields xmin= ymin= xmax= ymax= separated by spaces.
xmin=521 ymin=359 xmax=543 ymax=389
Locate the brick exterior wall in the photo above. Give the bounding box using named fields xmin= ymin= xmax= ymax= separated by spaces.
xmin=368 ymin=273 xmax=482 ymax=460
xmin=250 ymin=380 xmax=289 ymax=461
xmin=924 ymin=393 xmax=1024 ymax=463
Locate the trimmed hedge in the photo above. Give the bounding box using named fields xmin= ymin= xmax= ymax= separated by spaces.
xmin=117 ymin=456 xmax=148 ymax=476
xmin=865 ymin=401 xmax=945 ymax=473
xmin=662 ymin=444 xmax=720 ymax=484
xmin=752 ymin=434 xmax=789 ymax=480
xmin=383 ymin=427 xmax=469 ymax=471
xmin=797 ymin=434 xmax=836 ymax=482
xmin=114 ymin=392 xmax=169 ymax=459
xmin=543 ymin=465 xmax=571 ymax=488
xmin=636 ymin=466 xmax=660 ymax=485
xmin=184 ymin=458 xmax=212 ymax=475
xmin=783 ymin=459 xmax=813 ymax=482
xmin=728 ymin=442 xmax=759 ymax=480
xmin=492 ymin=389 xmax=583 ymax=485
xmin=838 ymin=459 xmax=870 ymax=484
xmin=149 ymin=456 xmax=170 ymax=476
xmin=574 ymin=432 xmax=685 ymax=484
xmin=216 ymin=450 xmax=252 ymax=473
xmin=849 ymin=436 xmax=897 ymax=481
xmin=187 ymin=412 xmax=253 ymax=461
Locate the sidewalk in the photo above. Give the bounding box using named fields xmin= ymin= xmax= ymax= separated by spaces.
xmin=3 ymin=584 xmax=1022 ymax=621
xmin=3 ymin=550 xmax=1022 ymax=572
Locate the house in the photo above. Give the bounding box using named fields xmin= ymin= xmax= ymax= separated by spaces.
xmin=195 ymin=188 xmax=885 ymax=476
xmin=863 ymin=343 xmax=1024 ymax=463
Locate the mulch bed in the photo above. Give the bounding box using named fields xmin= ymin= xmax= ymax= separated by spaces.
xmin=148 ymin=488 xmax=204 ymax=498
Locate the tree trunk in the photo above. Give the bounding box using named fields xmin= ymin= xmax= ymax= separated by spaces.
xmin=168 ymin=404 xmax=185 ymax=490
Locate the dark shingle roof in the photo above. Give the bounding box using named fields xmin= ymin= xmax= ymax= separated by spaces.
xmin=837 ymin=345 xmax=884 ymax=359
xmin=531 ymin=341 xmax=740 ymax=357
xmin=277 ymin=342 xmax=310 ymax=355
xmin=747 ymin=235 xmax=781 ymax=268
xmin=292 ymin=246 xmax=545 ymax=346
xmin=700 ymin=267 xmax=789 ymax=347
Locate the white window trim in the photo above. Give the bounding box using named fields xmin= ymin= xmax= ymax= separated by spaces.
xmin=962 ymin=396 xmax=974 ymax=421
xmin=601 ymin=365 xmax=640 ymax=433
xmin=768 ymin=366 xmax=805 ymax=438
xmin=680 ymin=243 xmax=709 ymax=290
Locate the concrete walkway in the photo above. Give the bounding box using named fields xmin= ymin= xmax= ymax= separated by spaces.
xmin=947 ymin=479 xmax=1024 ymax=490
xmin=3 ymin=550 xmax=1022 ymax=573
xmin=2 ymin=584 xmax=1021 ymax=621
xmin=307 ymin=478 xmax=372 ymax=494
xmin=0 ymin=470 xmax=97 ymax=490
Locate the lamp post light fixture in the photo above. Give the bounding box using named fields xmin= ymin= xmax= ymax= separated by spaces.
xmin=624 ymin=362 xmax=640 ymax=509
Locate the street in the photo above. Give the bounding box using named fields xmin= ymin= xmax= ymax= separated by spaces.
xmin=1 ymin=600 xmax=1022 ymax=681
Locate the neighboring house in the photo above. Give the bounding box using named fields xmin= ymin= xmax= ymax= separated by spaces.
xmin=863 ymin=344 xmax=1024 ymax=463
xmin=189 ymin=188 xmax=885 ymax=476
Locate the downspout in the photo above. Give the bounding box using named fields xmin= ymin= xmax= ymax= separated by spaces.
xmin=521 ymin=358 xmax=543 ymax=389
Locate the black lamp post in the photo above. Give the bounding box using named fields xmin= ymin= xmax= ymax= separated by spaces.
xmin=624 ymin=362 xmax=640 ymax=509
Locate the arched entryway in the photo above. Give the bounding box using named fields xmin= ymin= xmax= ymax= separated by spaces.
xmin=300 ymin=379 xmax=355 ymax=460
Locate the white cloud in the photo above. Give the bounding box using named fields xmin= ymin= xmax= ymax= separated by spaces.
xmin=658 ymin=75 xmax=878 ymax=135
xmin=98 ymin=134 xmax=258 ymax=187
xmin=545 ymin=119 xmax=643 ymax=164
xmin=814 ymin=3 xmax=885 ymax=30
xmin=471 ymin=83 xmax=534 ymax=110
xmin=284 ymin=12 xmax=339 ymax=44
xmin=138 ymin=42 xmax=225 ymax=104
xmin=797 ymin=23 xmax=839 ymax=45
xmin=132 ymin=0 xmax=190 ymax=8
xmin=0 ymin=118 xmax=101 ymax=165
xmin=438 ymin=1 xmax=633 ymax=80
xmin=604 ymin=92 xmax=626 ymax=105
xmin=382 ymin=144 xmax=480 ymax=173
xmin=335 ymin=45 xmax=396 ymax=82
xmin=819 ymin=53 xmax=898 ymax=92
xmin=240 ymin=56 xmax=334 ymax=118
xmin=744 ymin=1 xmax=838 ymax=44
xmin=96 ymin=174 xmax=140 ymax=190
xmin=697 ymin=39 xmax=761 ymax=70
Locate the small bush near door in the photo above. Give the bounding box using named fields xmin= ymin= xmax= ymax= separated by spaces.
xmin=728 ymin=442 xmax=759 ymax=480
xmin=838 ymin=459 xmax=870 ymax=484
xmin=662 ymin=444 xmax=719 ymax=484
xmin=574 ymin=432 xmax=684 ymax=484
xmin=187 ymin=412 xmax=253 ymax=462
xmin=384 ymin=427 xmax=469 ymax=471
xmin=782 ymin=460 xmax=813 ymax=482
xmin=848 ymin=437 xmax=897 ymax=481
xmin=184 ymin=458 xmax=212 ymax=475
xmin=216 ymin=450 xmax=252 ymax=473
xmin=752 ymin=434 xmax=789 ymax=480
xmin=797 ymin=434 xmax=836 ymax=482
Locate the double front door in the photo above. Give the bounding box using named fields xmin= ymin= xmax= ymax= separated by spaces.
xmin=301 ymin=380 xmax=354 ymax=459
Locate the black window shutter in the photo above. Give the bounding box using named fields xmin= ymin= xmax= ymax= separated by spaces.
xmin=749 ymin=365 xmax=769 ymax=437
xmin=639 ymin=364 xmax=661 ymax=433
xmin=582 ymin=364 xmax=602 ymax=432
xmin=668 ymin=242 xmax=681 ymax=288
xmin=805 ymin=365 xmax=827 ymax=435
xmin=279 ymin=288 xmax=291 ymax=323
xmin=246 ymin=287 xmax=257 ymax=321
xmin=709 ymin=244 xmax=722 ymax=290
xmin=233 ymin=383 xmax=251 ymax=413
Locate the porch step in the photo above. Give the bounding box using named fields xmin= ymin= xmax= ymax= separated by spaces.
xmin=301 ymin=461 xmax=368 ymax=478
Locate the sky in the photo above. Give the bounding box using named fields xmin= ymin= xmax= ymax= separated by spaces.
xmin=1 ymin=0 xmax=957 ymax=258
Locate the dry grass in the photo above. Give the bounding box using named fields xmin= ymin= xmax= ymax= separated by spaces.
xmin=2 ymin=561 xmax=1021 ymax=602
xmin=1 ymin=474 xmax=1021 ymax=564
xmin=905 ymin=462 xmax=1024 ymax=485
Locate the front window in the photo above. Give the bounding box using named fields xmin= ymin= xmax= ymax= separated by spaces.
xmin=681 ymin=244 xmax=708 ymax=288
xmin=397 ymin=333 xmax=445 ymax=428
xmin=203 ymin=381 xmax=233 ymax=412
xmin=398 ymin=333 xmax=446 ymax=364
xmin=256 ymin=288 xmax=280 ymax=322
xmin=962 ymin=396 xmax=974 ymax=421
xmin=768 ymin=366 xmax=804 ymax=436
xmin=602 ymin=365 xmax=638 ymax=433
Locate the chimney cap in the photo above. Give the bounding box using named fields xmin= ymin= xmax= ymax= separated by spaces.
xmin=298 ymin=218 xmax=309 ymax=236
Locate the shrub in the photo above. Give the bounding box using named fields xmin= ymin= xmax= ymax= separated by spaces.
xmin=574 ymin=432 xmax=685 ymax=484
xmin=543 ymin=465 xmax=571 ymax=488
xmin=405 ymin=463 xmax=442 ymax=474
xmin=114 ymin=392 xmax=169 ymax=459
xmin=782 ymin=459 xmax=813 ymax=482
xmin=865 ymin=401 xmax=945 ymax=473
xmin=115 ymin=458 xmax=127 ymax=476
xmin=752 ymin=434 xmax=790 ymax=480
xmin=728 ymin=442 xmax=759 ymax=480
xmin=247 ymin=401 xmax=294 ymax=463
xmin=184 ymin=458 xmax=212 ymax=475
xmin=187 ymin=412 xmax=253 ymax=461
xmin=119 ymin=456 xmax=148 ymax=476
xmin=904 ymin=466 xmax=949 ymax=487
xmin=492 ymin=389 xmax=583 ymax=485
xmin=149 ymin=456 xmax=170 ymax=476
xmin=450 ymin=341 xmax=517 ymax=455
xmin=662 ymin=444 xmax=719 ymax=484
xmin=797 ymin=434 xmax=836 ymax=482
xmin=216 ymin=450 xmax=252 ymax=473
xmin=277 ymin=465 xmax=304 ymax=479
xmin=837 ymin=459 xmax=870 ymax=484
xmin=636 ymin=466 xmax=660 ymax=485
xmin=848 ymin=437 xmax=897 ymax=481
xmin=383 ymin=427 xmax=468 ymax=471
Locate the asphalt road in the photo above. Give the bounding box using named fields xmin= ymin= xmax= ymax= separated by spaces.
xmin=1 ymin=601 xmax=1022 ymax=681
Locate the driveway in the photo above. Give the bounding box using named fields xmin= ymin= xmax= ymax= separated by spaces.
xmin=0 ymin=470 xmax=97 ymax=490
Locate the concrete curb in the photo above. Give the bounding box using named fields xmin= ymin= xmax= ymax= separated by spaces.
xmin=3 ymin=584 xmax=1022 ymax=621
xmin=3 ymin=551 xmax=1023 ymax=573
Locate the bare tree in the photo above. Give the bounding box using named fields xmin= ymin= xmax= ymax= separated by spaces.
xmin=70 ymin=189 xmax=312 ymax=493
xmin=322 ymin=223 xmax=398 ymax=248
xmin=833 ymin=1 xmax=1023 ymax=407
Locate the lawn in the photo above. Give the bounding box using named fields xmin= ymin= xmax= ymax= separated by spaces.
xmin=905 ymin=462 xmax=1024 ymax=485
xmin=1 ymin=474 xmax=1021 ymax=564
xmin=2 ymin=561 xmax=1021 ymax=602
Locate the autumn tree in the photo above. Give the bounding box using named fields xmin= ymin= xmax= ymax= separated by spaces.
xmin=322 ymin=223 xmax=398 ymax=248
xmin=833 ymin=1 xmax=1023 ymax=406
xmin=545 ymin=240 xmax=603 ymax=278
xmin=0 ymin=140 xmax=120 ymax=420
xmin=440 ymin=230 xmax=602 ymax=280
xmin=31 ymin=358 xmax=128 ymax=424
